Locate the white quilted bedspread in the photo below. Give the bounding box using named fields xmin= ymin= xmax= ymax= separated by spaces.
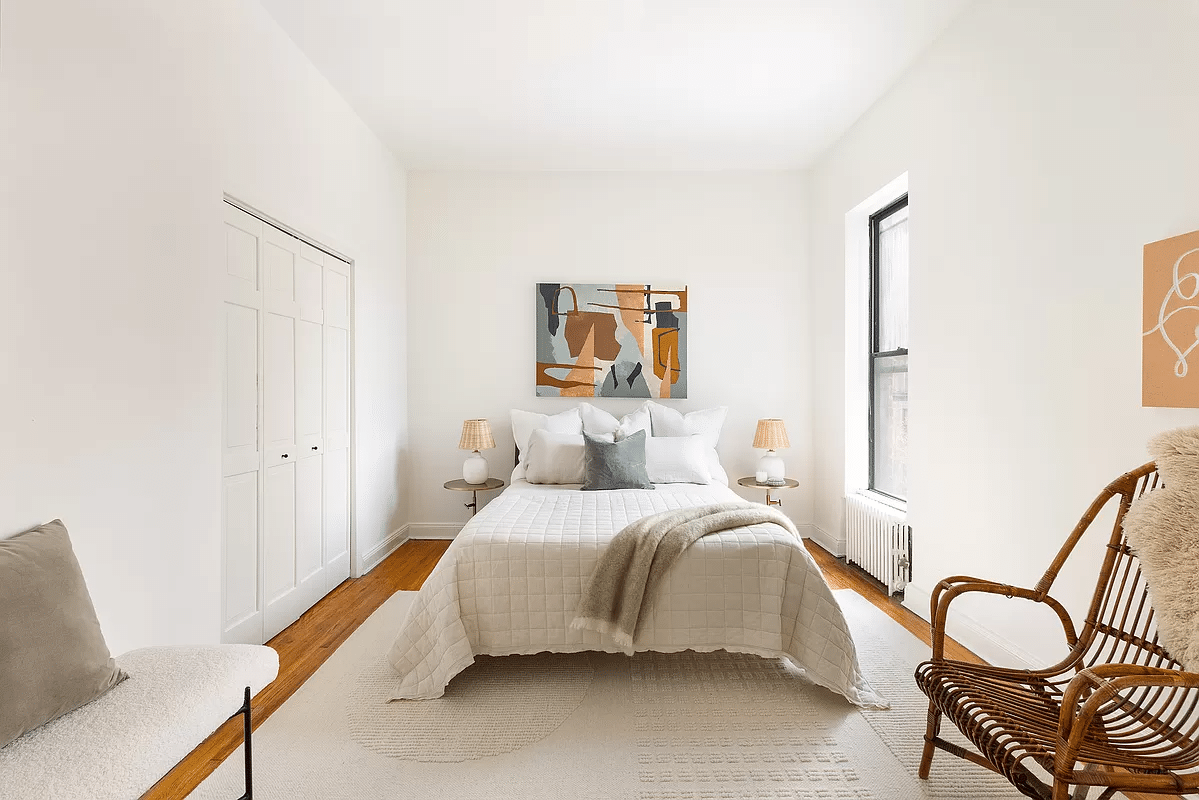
xmin=387 ymin=482 xmax=885 ymax=707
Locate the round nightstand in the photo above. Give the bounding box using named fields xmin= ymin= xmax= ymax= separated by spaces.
xmin=444 ymin=477 xmax=506 ymax=516
xmin=736 ymin=476 xmax=799 ymax=507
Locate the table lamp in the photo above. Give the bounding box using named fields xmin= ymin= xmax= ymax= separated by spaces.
xmin=752 ymin=418 xmax=789 ymax=486
xmin=459 ymin=419 xmax=495 ymax=485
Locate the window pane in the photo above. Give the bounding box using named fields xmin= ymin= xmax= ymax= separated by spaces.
xmin=876 ymin=203 xmax=909 ymax=353
xmin=871 ymin=353 xmax=908 ymax=500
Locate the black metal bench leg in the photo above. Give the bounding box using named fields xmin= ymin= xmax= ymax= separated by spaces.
xmin=230 ymin=686 xmax=253 ymax=800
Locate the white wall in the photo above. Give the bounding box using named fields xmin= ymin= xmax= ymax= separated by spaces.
xmin=0 ymin=0 xmax=407 ymax=654
xmin=406 ymin=172 xmax=811 ymax=533
xmin=809 ymin=0 xmax=1199 ymax=665
xmin=218 ymin=0 xmax=410 ymax=570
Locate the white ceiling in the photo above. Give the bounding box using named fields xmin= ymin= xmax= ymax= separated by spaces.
xmin=258 ymin=0 xmax=969 ymax=170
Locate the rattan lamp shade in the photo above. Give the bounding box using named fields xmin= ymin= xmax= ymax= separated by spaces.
xmin=458 ymin=419 xmax=496 ymax=452
xmin=752 ymin=419 xmax=790 ymax=450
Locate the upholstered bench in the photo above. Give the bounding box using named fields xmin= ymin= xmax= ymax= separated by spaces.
xmin=0 ymin=643 xmax=278 ymax=799
xmin=1 ymin=519 xmax=280 ymax=799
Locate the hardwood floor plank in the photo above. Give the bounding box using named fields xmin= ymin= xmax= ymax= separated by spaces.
xmin=804 ymin=539 xmax=983 ymax=665
xmin=140 ymin=539 xmax=451 ymax=800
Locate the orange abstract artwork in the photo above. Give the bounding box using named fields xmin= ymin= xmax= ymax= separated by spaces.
xmin=1143 ymin=230 xmax=1199 ymax=407
xmin=535 ymin=283 xmax=687 ymax=398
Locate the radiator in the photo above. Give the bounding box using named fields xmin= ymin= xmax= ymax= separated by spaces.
xmin=844 ymin=494 xmax=911 ymax=595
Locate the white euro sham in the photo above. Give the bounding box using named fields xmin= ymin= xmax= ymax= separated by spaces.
xmin=646 ymin=402 xmax=728 ymax=450
xmin=510 ymin=407 xmax=584 ymax=481
xmin=644 ymin=434 xmax=711 ymax=484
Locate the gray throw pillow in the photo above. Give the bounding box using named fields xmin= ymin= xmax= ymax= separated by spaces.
xmin=0 ymin=520 xmax=127 ymax=748
xmin=582 ymin=430 xmax=655 ymax=491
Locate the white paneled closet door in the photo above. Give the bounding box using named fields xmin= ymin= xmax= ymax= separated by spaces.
xmin=261 ymin=226 xmax=325 ymax=640
xmin=222 ymin=205 xmax=265 ymax=645
xmin=324 ymin=257 xmax=352 ymax=587
xmin=222 ymin=201 xmax=352 ymax=645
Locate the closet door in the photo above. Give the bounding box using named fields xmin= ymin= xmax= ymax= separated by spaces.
xmin=222 ymin=205 xmax=264 ymax=645
xmin=222 ymin=201 xmax=353 ymax=645
xmin=261 ymin=227 xmax=326 ymax=640
xmin=323 ymin=255 xmax=351 ymax=587
xmin=294 ymin=243 xmax=328 ymax=608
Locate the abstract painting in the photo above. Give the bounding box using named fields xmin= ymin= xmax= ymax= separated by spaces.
xmin=536 ymin=283 xmax=687 ymax=398
xmin=1143 ymin=229 xmax=1199 ymax=407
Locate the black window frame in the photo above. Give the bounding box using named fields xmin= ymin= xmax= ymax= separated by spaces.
xmin=868 ymin=194 xmax=909 ymax=502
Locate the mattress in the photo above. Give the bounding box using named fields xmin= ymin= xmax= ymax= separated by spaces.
xmin=387 ymin=481 xmax=885 ymax=707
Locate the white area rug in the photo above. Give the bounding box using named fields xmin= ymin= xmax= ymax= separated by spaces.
xmin=348 ymin=650 xmax=595 ymax=761
xmin=191 ymin=590 xmax=1023 ymax=799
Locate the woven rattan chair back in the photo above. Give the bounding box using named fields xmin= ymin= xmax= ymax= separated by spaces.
xmin=915 ymin=462 xmax=1199 ymax=800
xmin=1052 ymin=464 xmax=1173 ymax=675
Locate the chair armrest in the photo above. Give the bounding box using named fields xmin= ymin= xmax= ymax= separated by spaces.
xmin=928 ymin=576 xmax=1077 ymax=661
xmin=1057 ymin=665 xmax=1199 ymax=776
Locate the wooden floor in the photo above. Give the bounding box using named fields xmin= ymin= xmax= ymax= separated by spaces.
xmin=141 ymin=539 xmax=452 ymax=800
xmin=805 ymin=541 xmax=981 ymax=664
xmin=144 ymin=537 xmax=1161 ymax=800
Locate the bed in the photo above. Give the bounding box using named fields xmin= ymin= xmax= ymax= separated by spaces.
xmin=386 ymin=403 xmax=885 ymax=708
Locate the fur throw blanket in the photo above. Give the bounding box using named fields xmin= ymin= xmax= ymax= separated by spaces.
xmin=571 ymin=502 xmax=799 ymax=651
xmin=1123 ymin=426 xmax=1199 ymax=670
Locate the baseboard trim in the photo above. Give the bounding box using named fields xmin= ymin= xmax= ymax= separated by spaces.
xmin=360 ymin=525 xmax=409 ymax=574
xmin=406 ymin=522 xmax=463 ymax=540
xmin=901 ymin=584 xmax=1044 ymax=669
xmin=803 ymin=524 xmax=845 ymax=557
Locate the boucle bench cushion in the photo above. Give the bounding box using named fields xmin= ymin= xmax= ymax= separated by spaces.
xmin=0 ymin=644 xmax=278 ymax=800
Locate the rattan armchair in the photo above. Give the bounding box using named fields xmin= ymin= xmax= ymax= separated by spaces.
xmin=915 ymin=462 xmax=1199 ymax=800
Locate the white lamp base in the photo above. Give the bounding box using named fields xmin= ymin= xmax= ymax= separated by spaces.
xmin=463 ymin=452 xmax=489 ymax=484
xmin=757 ymin=451 xmax=785 ymax=485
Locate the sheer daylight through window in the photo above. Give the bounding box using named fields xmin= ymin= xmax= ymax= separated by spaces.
xmin=869 ymin=196 xmax=909 ymax=501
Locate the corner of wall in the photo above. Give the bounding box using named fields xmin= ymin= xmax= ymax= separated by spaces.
xmin=404 ymin=523 xmax=463 ymax=541
xmin=360 ymin=525 xmax=411 ymax=575
xmin=802 ymin=523 xmax=845 ymax=557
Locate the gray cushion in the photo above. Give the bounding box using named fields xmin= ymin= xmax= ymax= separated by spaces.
xmin=0 ymin=520 xmax=126 ymax=748
xmin=582 ymin=430 xmax=655 ymax=491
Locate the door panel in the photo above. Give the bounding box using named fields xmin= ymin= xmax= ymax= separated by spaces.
xmin=263 ymin=227 xmax=300 ymax=317
xmin=325 ymin=326 xmax=349 ymax=451
xmin=223 ymin=205 xmax=264 ymax=645
xmin=296 ymin=454 xmax=324 ymax=586
xmin=324 ymin=267 xmax=349 ymax=329
xmin=324 ymin=257 xmax=351 ymax=585
xmin=223 ymin=303 xmax=259 ymax=476
xmin=297 ymin=253 xmax=324 ymax=325
xmin=296 ymin=319 xmax=323 ymax=451
xmin=324 ymin=445 xmax=350 ymax=587
xmin=222 ymin=472 xmax=260 ymax=644
xmin=226 ymin=227 xmax=257 ymax=285
xmin=224 ymin=205 xmax=261 ymax=308
xmin=263 ymin=462 xmax=296 ymax=604
xmin=263 ymin=313 xmax=295 ymax=452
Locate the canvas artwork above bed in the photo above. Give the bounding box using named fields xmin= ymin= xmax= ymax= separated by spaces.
xmin=535 ymin=283 xmax=687 ymax=399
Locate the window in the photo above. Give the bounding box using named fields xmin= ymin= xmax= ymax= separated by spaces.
xmin=868 ymin=195 xmax=909 ymax=501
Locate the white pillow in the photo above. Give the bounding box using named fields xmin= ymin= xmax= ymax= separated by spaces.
xmin=524 ymin=430 xmax=586 ymax=484
xmin=705 ymin=449 xmax=729 ymax=486
xmin=510 ymin=407 xmax=584 ymax=481
xmin=645 ymin=435 xmax=712 ymax=484
xmin=646 ymin=402 xmax=728 ymax=450
xmin=578 ymin=402 xmax=651 ymax=440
